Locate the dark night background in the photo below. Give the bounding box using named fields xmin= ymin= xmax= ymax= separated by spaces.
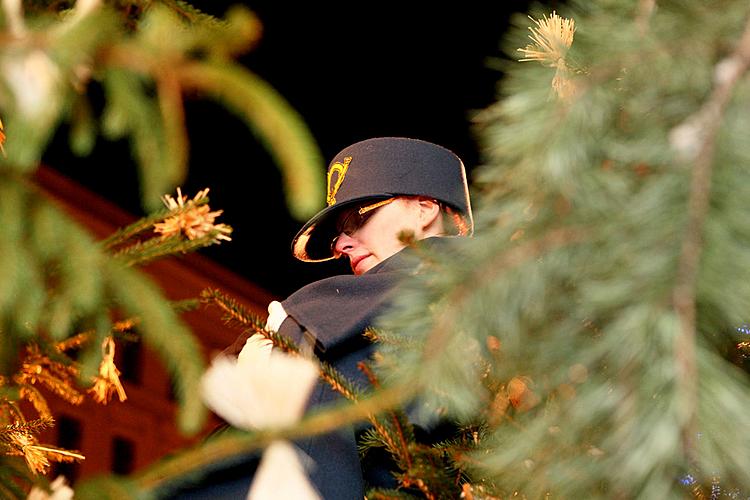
xmin=46 ymin=2 xmax=544 ymax=298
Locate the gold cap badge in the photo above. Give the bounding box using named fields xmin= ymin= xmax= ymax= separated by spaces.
xmin=326 ymin=156 xmax=351 ymax=206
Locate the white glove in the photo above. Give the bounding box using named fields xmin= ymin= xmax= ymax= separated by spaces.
xmin=265 ymin=300 xmax=288 ymax=332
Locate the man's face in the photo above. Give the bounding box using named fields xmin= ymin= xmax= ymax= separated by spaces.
xmin=332 ymin=198 xmax=422 ymax=275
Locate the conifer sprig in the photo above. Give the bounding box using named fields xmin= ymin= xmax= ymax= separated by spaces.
xmin=517 ymin=11 xmax=576 ymax=65
xmin=518 ymin=11 xmax=577 ymax=98
xmin=670 ymin=12 xmax=750 ymax=463
xmin=0 ymin=0 xmax=324 ymax=494
xmin=99 ymin=198 xmax=208 ymax=251
xmin=199 ymin=288 xmax=267 ymax=332
xmin=0 ymin=418 xmax=84 ymax=476
xmin=200 ymin=288 xmax=363 ymax=401
xmin=112 ymin=231 xmax=229 ymax=267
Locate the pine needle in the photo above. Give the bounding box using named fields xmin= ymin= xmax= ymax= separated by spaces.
xmin=517 ymin=11 xmax=576 ymax=65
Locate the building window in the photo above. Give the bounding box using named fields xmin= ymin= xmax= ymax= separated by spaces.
xmin=167 ymin=378 xmax=178 ymax=402
xmin=53 ymin=416 xmax=82 ymax=483
xmin=116 ymin=338 xmax=142 ymax=385
xmin=111 ymin=436 xmax=136 ymax=475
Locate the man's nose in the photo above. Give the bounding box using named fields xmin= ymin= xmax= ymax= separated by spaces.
xmin=334 ymin=232 xmax=357 ymax=255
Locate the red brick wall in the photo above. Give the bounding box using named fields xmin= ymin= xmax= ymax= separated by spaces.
xmin=32 ymin=167 xmax=274 ymax=481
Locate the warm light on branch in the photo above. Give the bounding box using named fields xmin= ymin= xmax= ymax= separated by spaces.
xmin=518 ymin=11 xmax=577 ymax=99
xmin=518 ymin=11 xmax=576 ymax=65
xmin=154 ymin=187 xmax=233 ymax=243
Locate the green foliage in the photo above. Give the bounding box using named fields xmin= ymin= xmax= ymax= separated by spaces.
xmin=0 ymin=175 xmax=104 ymax=351
xmin=0 ymin=457 xmax=34 ymax=498
xmin=126 ymin=1 xmax=750 ymax=497
xmin=107 ymin=261 xmax=207 ymax=434
xmin=367 ymin=488 xmax=423 ymax=499
xmin=0 ymin=174 xmax=207 ymax=435
xmin=75 ymin=474 xmax=147 ymax=500
xmin=373 ymin=0 xmax=750 ymax=497
xmin=0 ymin=0 xmax=324 ymax=215
xmin=0 ymin=1 xmax=326 ymax=495
xmin=5 ymin=0 xmax=749 ymax=498
xmin=132 ymin=290 xmax=460 ymax=498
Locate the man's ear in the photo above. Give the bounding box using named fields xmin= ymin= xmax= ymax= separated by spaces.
xmin=417 ymin=198 xmax=442 ymax=232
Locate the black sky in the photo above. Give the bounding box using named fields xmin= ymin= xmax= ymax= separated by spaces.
xmin=47 ymin=2 xmax=540 ymax=298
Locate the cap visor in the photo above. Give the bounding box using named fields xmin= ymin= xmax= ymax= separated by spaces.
xmin=291 ymin=196 xmax=392 ymax=262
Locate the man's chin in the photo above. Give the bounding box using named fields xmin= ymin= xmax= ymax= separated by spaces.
xmin=352 ymin=255 xmax=377 ymax=275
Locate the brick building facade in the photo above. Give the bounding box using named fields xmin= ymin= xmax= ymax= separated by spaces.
xmin=33 ymin=167 xmax=274 ymax=483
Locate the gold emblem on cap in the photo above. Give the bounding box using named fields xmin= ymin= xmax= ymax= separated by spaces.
xmin=327 ymin=156 xmax=351 ymax=206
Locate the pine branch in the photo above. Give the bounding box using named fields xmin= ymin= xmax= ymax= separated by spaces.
xmin=101 ymin=67 xmax=175 ymax=209
xmin=423 ymin=228 xmax=587 ymax=364
xmin=365 ymin=327 xmax=421 ymax=348
xmin=0 ymin=418 xmax=85 ymax=476
xmin=357 ymin=427 xmax=385 ymax=454
xmin=17 ymin=386 xmax=51 ymax=421
xmin=358 ymin=361 xmax=460 ymax=498
xmin=200 ymin=287 xmax=267 ymax=331
xmin=156 ymin=67 xmax=188 ymax=198
xmin=0 ymin=0 xmax=325 ymax=491
xmin=0 ymin=401 xmax=25 ymax=427
xmin=669 ymin=13 xmax=750 ymax=461
xmin=359 ymin=361 xmax=415 ymax=470
xmin=99 ymin=204 xmax=191 ymax=251
xmin=170 ymin=298 xmax=200 ymax=313
xmin=0 ymin=457 xmax=33 ymax=500
xmin=28 ymin=444 xmax=85 ymax=464
xmin=159 ymin=0 xmax=226 ymax=26
xmin=55 ymin=332 xmax=93 ymax=352
xmin=366 ymin=488 xmax=422 ymax=499
xmin=319 ymin=360 xmax=361 ymax=402
xmin=14 ymin=346 xmax=85 ymax=406
xmin=0 ymin=417 xmax=54 ymax=439
xmin=200 ymin=288 xmax=364 ymax=401
xmin=106 ymin=260 xmax=207 ymax=435
xmin=364 ymin=327 xmax=381 ymax=343
xmin=57 ymin=319 xmax=138 ymax=353
xmin=399 ymin=475 xmax=436 ymax=500
xmin=112 ymin=231 xmax=226 ymax=267
xmin=101 ymin=189 xmax=227 ymax=255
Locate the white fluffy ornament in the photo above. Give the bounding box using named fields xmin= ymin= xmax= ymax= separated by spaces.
xmin=201 ymin=338 xmax=318 ymax=430
xmin=27 ymin=476 xmax=74 ymax=500
xmin=200 ymin=324 xmax=322 ymax=499
xmin=247 ymin=441 xmax=321 ymax=500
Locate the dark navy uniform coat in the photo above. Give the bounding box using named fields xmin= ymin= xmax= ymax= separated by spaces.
xmin=174 ymin=241 xmax=440 ymax=499
xmin=203 ymin=242 xmax=426 ymax=499
xmin=273 ymin=243 xmax=424 ymax=498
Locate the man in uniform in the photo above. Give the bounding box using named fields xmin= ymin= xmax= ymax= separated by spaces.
xmin=224 ymin=137 xmax=474 ymax=499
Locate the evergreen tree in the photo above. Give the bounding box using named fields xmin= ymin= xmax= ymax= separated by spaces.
xmin=376 ymin=2 xmax=750 ymax=497
xmin=0 ymin=0 xmax=323 ymax=496
xmin=5 ymin=0 xmax=750 ymax=499
xmin=135 ymin=2 xmax=750 ymax=498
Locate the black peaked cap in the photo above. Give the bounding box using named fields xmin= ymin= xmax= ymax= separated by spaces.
xmin=292 ymin=137 xmax=473 ymax=262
